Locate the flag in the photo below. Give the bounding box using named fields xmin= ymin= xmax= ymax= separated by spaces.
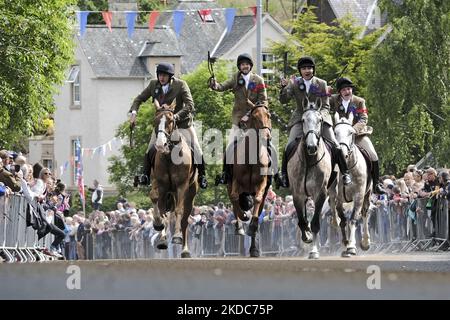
xmin=102 ymin=11 xmax=113 ymax=32
xmin=75 ymin=140 xmax=85 ymax=206
xmin=199 ymin=9 xmax=212 ymax=23
xmin=225 ymin=8 xmax=236 ymax=34
xmin=125 ymin=11 xmax=137 ymax=38
xmin=173 ymin=10 xmax=185 ymax=37
xmin=148 ymin=11 xmax=160 ymax=32
xmin=77 ymin=11 xmax=90 ymax=37
xmin=250 ymin=6 xmax=257 ymax=24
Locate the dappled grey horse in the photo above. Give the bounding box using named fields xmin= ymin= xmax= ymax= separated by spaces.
xmin=328 ymin=113 xmax=372 ymax=257
xmin=288 ymin=102 xmax=332 ymax=259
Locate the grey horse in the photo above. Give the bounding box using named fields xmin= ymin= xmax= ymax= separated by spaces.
xmin=328 ymin=113 xmax=372 ymax=257
xmin=288 ymin=102 xmax=333 ymax=259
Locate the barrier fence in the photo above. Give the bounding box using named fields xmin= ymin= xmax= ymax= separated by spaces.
xmin=1 ymin=194 xmax=449 ymax=262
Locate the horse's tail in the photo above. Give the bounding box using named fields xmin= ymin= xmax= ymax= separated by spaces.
xmin=239 ymin=192 xmax=254 ymax=211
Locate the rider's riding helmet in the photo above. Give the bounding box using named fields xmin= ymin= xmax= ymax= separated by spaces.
xmin=297 ymin=56 xmax=315 ymax=74
xmin=237 ymin=53 xmax=254 ymax=69
xmin=336 ymin=77 xmax=355 ymax=92
xmin=156 ymin=62 xmax=175 ymax=77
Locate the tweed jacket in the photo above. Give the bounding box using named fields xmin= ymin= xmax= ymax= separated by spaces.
xmin=215 ymin=71 xmax=268 ymax=126
xmin=129 ymin=77 xmax=194 ymax=129
xmin=280 ymin=76 xmax=332 ymax=129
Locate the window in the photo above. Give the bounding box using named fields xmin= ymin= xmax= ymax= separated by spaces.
xmin=42 ymin=159 xmax=53 ymax=172
xmin=67 ymin=65 xmax=80 ymax=106
xmin=261 ymin=53 xmax=275 ymax=85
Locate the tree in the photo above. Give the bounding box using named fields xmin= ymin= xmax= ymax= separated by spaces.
xmin=0 ymin=0 xmax=76 ymax=149
xmin=108 ymin=61 xmax=234 ymax=204
xmin=366 ymin=0 xmax=450 ymax=173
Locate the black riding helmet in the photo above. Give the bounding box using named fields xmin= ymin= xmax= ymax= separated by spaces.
xmin=156 ymin=62 xmax=175 ymax=77
xmin=237 ymin=53 xmax=254 ymax=69
xmin=297 ymin=56 xmax=315 ymax=74
xmin=336 ymin=77 xmax=355 ymax=92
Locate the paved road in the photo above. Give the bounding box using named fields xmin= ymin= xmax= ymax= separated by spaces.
xmin=1 ymin=252 xmax=450 ymax=299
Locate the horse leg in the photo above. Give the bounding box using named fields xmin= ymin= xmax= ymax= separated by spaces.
xmin=328 ymin=179 xmax=340 ymax=228
xmin=171 ymin=183 xmax=189 ymax=246
xmin=308 ymin=191 xmax=326 ymax=259
xmin=155 ymin=187 xmax=170 ymax=250
xmin=344 ymin=193 xmax=364 ymax=256
xmin=229 ymin=184 xmax=245 ymax=236
xmin=180 ymin=184 xmax=197 ymax=258
xmin=360 ymin=191 xmax=371 ymax=251
xmin=249 ymin=233 xmax=260 ymax=258
xmin=247 ymin=187 xmax=264 ymax=238
xmin=294 ymin=197 xmax=312 ymax=244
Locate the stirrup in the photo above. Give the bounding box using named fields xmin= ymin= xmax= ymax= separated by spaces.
xmin=140 ymin=174 xmax=150 ymax=186
xmin=342 ymin=173 xmax=352 ymax=186
xmin=199 ymin=175 xmax=208 ymax=189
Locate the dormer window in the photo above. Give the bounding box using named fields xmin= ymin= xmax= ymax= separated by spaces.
xmin=67 ymin=65 xmax=81 ymax=107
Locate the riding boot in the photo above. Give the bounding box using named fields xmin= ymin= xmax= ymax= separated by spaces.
xmin=139 ymin=146 xmax=156 ymax=186
xmin=276 ymin=150 xmax=289 ymax=189
xmin=215 ymin=162 xmax=231 ymax=186
xmin=371 ymin=160 xmax=386 ymax=194
xmin=336 ymin=147 xmax=352 ymax=185
xmin=197 ymin=156 xmax=208 ymax=189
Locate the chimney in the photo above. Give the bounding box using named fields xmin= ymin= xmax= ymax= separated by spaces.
xmin=108 ymin=0 xmax=138 ymax=27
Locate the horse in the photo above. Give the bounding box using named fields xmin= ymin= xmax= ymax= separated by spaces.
xmin=287 ymin=99 xmax=333 ymax=259
xmin=227 ymin=103 xmax=272 ymax=257
xmin=328 ymin=113 xmax=372 ymax=257
xmin=149 ymin=99 xmax=198 ymax=258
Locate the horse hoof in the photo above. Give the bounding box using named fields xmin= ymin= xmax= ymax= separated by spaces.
xmin=181 ymin=251 xmax=191 ymax=258
xmin=308 ymin=252 xmax=319 ymax=259
xmin=341 ymin=250 xmax=352 ymax=258
xmin=360 ymin=241 xmax=370 ymax=251
xmin=156 ymin=239 xmax=168 ymax=250
xmin=154 ymin=224 xmax=164 ymax=231
xmin=235 ymin=228 xmax=245 ymax=236
xmin=345 ymin=247 xmax=357 ymax=256
xmin=250 ymin=249 xmax=260 ymax=258
xmin=302 ymin=232 xmax=313 ymax=244
xmin=171 ymin=237 xmax=183 ymax=245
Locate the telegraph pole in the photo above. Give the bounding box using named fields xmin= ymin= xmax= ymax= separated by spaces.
xmin=256 ymin=0 xmax=263 ymax=75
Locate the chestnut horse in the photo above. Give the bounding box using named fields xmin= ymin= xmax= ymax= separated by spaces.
xmin=149 ymin=100 xmax=198 ymax=258
xmin=227 ymin=104 xmax=272 ymax=257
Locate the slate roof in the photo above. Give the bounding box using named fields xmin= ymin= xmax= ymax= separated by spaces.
xmin=78 ymin=25 xmax=180 ymax=78
xmin=328 ymin=0 xmax=382 ymax=27
xmin=212 ymin=15 xmax=255 ymax=58
xmin=157 ymin=1 xmax=227 ymax=73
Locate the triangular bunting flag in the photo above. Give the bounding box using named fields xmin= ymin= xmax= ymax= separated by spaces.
xmin=148 ymin=11 xmax=160 ymax=32
xmin=250 ymin=6 xmax=257 ymax=25
xmin=102 ymin=11 xmax=113 ymax=32
xmin=77 ymin=11 xmax=90 ymax=37
xmin=173 ymin=10 xmax=185 ymax=37
xmin=225 ymin=8 xmax=236 ymax=34
xmin=125 ymin=11 xmax=137 ymax=38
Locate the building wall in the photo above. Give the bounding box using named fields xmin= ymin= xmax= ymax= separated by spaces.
xmin=147 ymin=57 xmax=181 ymax=77
xmin=53 ymin=41 xmax=149 ymax=191
xmin=28 ymin=136 xmax=55 ymax=174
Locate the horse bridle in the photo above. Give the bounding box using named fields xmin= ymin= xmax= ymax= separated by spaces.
xmin=155 ymin=109 xmax=179 ymax=150
xmin=241 ymin=104 xmax=272 ymax=132
xmin=334 ymin=121 xmax=356 ymax=157
xmin=302 ymin=110 xmax=323 ymax=143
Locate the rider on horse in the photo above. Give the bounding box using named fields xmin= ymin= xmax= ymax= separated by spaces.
xmin=276 ymin=56 xmax=352 ymax=188
xmin=129 ymin=62 xmax=208 ymax=189
xmin=330 ymin=77 xmax=385 ymax=194
xmin=209 ymin=53 xmax=276 ymax=185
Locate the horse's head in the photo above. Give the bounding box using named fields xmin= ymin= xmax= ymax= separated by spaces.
xmin=249 ymin=103 xmax=272 ymax=140
xmin=302 ymin=100 xmax=323 ymax=155
xmin=154 ymin=99 xmax=176 ymax=154
xmin=334 ymin=112 xmax=356 ymax=158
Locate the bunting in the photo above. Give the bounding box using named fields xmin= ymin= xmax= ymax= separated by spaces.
xmin=77 ymin=11 xmax=89 ymax=37
xmin=75 ymin=139 xmax=85 ymax=206
xmin=102 ymin=11 xmax=113 ymax=32
xmin=148 ymin=11 xmax=160 ymax=32
xmin=173 ymin=10 xmax=185 ymax=37
xmin=250 ymin=6 xmax=257 ymax=25
xmin=126 ymin=11 xmax=138 ymax=38
xmin=225 ymin=8 xmax=236 ymax=34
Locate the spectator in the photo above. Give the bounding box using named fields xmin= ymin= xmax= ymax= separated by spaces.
xmin=0 ymin=158 xmax=21 ymax=192
xmin=90 ymin=179 xmax=103 ymax=211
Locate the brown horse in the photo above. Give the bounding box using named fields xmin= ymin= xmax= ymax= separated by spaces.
xmin=149 ymin=100 xmax=198 ymax=258
xmin=227 ymin=104 xmax=272 ymax=257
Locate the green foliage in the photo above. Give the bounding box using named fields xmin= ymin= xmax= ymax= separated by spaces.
xmin=0 ymin=0 xmax=76 ymax=149
xmin=367 ymin=0 xmax=450 ymax=173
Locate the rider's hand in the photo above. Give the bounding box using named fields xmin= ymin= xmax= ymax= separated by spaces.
xmin=209 ymin=78 xmax=218 ymax=90
xmin=280 ymin=78 xmax=288 ymax=87
xmin=241 ymin=114 xmax=249 ymax=122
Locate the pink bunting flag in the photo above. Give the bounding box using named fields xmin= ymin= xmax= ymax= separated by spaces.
xmin=148 ymin=11 xmax=160 ymax=32
xmin=250 ymin=6 xmax=257 ymax=25
xmin=102 ymin=11 xmax=113 ymax=32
